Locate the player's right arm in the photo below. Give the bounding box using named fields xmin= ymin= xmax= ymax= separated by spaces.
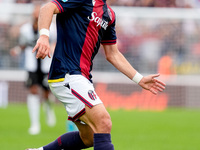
xmin=32 ymin=2 xmax=60 ymax=59
xmin=103 ymin=44 xmax=166 ymax=95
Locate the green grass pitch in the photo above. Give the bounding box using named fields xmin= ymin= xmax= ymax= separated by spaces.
xmin=0 ymin=104 xmax=200 ymax=150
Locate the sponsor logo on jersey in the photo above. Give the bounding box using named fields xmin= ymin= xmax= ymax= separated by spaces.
xmin=88 ymin=90 xmax=97 ymax=100
xmin=88 ymin=12 xmax=108 ymax=30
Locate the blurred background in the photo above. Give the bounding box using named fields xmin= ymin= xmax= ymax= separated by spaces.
xmin=1 ymin=0 xmax=200 ymax=150
xmin=1 ymin=0 xmax=200 ymax=109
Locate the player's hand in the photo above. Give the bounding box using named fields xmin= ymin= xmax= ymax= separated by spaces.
xmin=138 ymin=74 xmax=166 ymax=95
xmin=32 ymin=35 xmax=51 ymax=59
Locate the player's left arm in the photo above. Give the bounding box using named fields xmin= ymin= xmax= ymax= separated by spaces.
xmin=103 ymin=44 xmax=166 ymax=95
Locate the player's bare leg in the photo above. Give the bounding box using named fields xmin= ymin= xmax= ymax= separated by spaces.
xmin=26 ymin=104 xmax=114 ymax=150
xmin=80 ymin=104 xmax=112 ymax=133
xmin=74 ymin=121 xmax=94 ymax=147
xmin=78 ymin=104 xmax=114 ymax=150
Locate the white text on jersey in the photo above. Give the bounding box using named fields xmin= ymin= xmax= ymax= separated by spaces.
xmin=88 ymin=12 xmax=108 ymax=30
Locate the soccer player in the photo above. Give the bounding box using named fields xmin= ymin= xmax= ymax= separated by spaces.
xmin=10 ymin=4 xmax=56 ymax=135
xmin=27 ymin=0 xmax=166 ymax=149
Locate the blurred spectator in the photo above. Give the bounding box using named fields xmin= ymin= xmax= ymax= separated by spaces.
xmin=15 ymin=0 xmax=31 ymax=3
xmin=0 ymin=0 xmax=49 ymax=3
xmin=118 ymin=0 xmax=135 ymax=6
xmin=0 ymin=0 xmax=196 ymax=7
xmin=106 ymin=0 xmax=118 ymax=5
xmin=108 ymin=0 xmax=194 ymax=8
xmin=153 ymin=0 xmax=176 ymax=7
xmin=159 ymin=21 xmax=187 ymax=65
xmin=0 ymin=23 xmax=10 ymax=67
xmin=157 ymin=52 xmax=176 ymax=80
xmin=0 ymin=0 xmax=15 ymax=3
xmin=175 ymin=0 xmax=193 ymax=8
xmin=10 ymin=4 xmax=57 ymax=135
xmin=0 ymin=23 xmax=9 ymax=52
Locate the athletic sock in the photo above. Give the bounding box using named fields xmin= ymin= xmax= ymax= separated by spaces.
xmin=94 ymin=133 xmax=114 ymax=150
xmin=43 ymin=131 xmax=88 ymax=150
xmin=27 ymin=94 xmax=40 ymax=128
xmin=43 ymin=99 xmax=56 ymax=127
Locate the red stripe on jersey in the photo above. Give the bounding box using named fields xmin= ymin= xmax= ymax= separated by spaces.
xmin=71 ymin=89 xmax=93 ymax=108
xmin=51 ymin=0 xmax=64 ymax=13
xmin=80 ymin=1 xmax=104 ymax=79
xmin=101 ymin=39 xmax=117 ymax=45
xmin=68 ymin=108 xmax=86 ymax=122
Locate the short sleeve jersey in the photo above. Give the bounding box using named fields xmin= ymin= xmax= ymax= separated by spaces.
xmin=48 ymin=0 xmax=117 ymax=82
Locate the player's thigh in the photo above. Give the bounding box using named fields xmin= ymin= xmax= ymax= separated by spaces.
xmin=79 ymin=104 xmax=112 ymax=133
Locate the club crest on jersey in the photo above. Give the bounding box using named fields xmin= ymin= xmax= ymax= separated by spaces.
xmin=88 ymin=90 xmax=97 ymax=100
xmin=62 ymin=0 xmax=68 ymax=2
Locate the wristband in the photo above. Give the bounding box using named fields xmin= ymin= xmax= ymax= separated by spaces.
xmin=132 ymin=72 xmax=143 ymax=84
xmin=39 ymin=28 xmax=50 ymax=37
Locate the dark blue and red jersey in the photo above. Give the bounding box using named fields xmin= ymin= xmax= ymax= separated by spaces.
xmin=48 ymin=0 xmax=117 ymax=83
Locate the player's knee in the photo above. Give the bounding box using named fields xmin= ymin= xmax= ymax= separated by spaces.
xmin=97 ymin=114 xmax=112 ymax=133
